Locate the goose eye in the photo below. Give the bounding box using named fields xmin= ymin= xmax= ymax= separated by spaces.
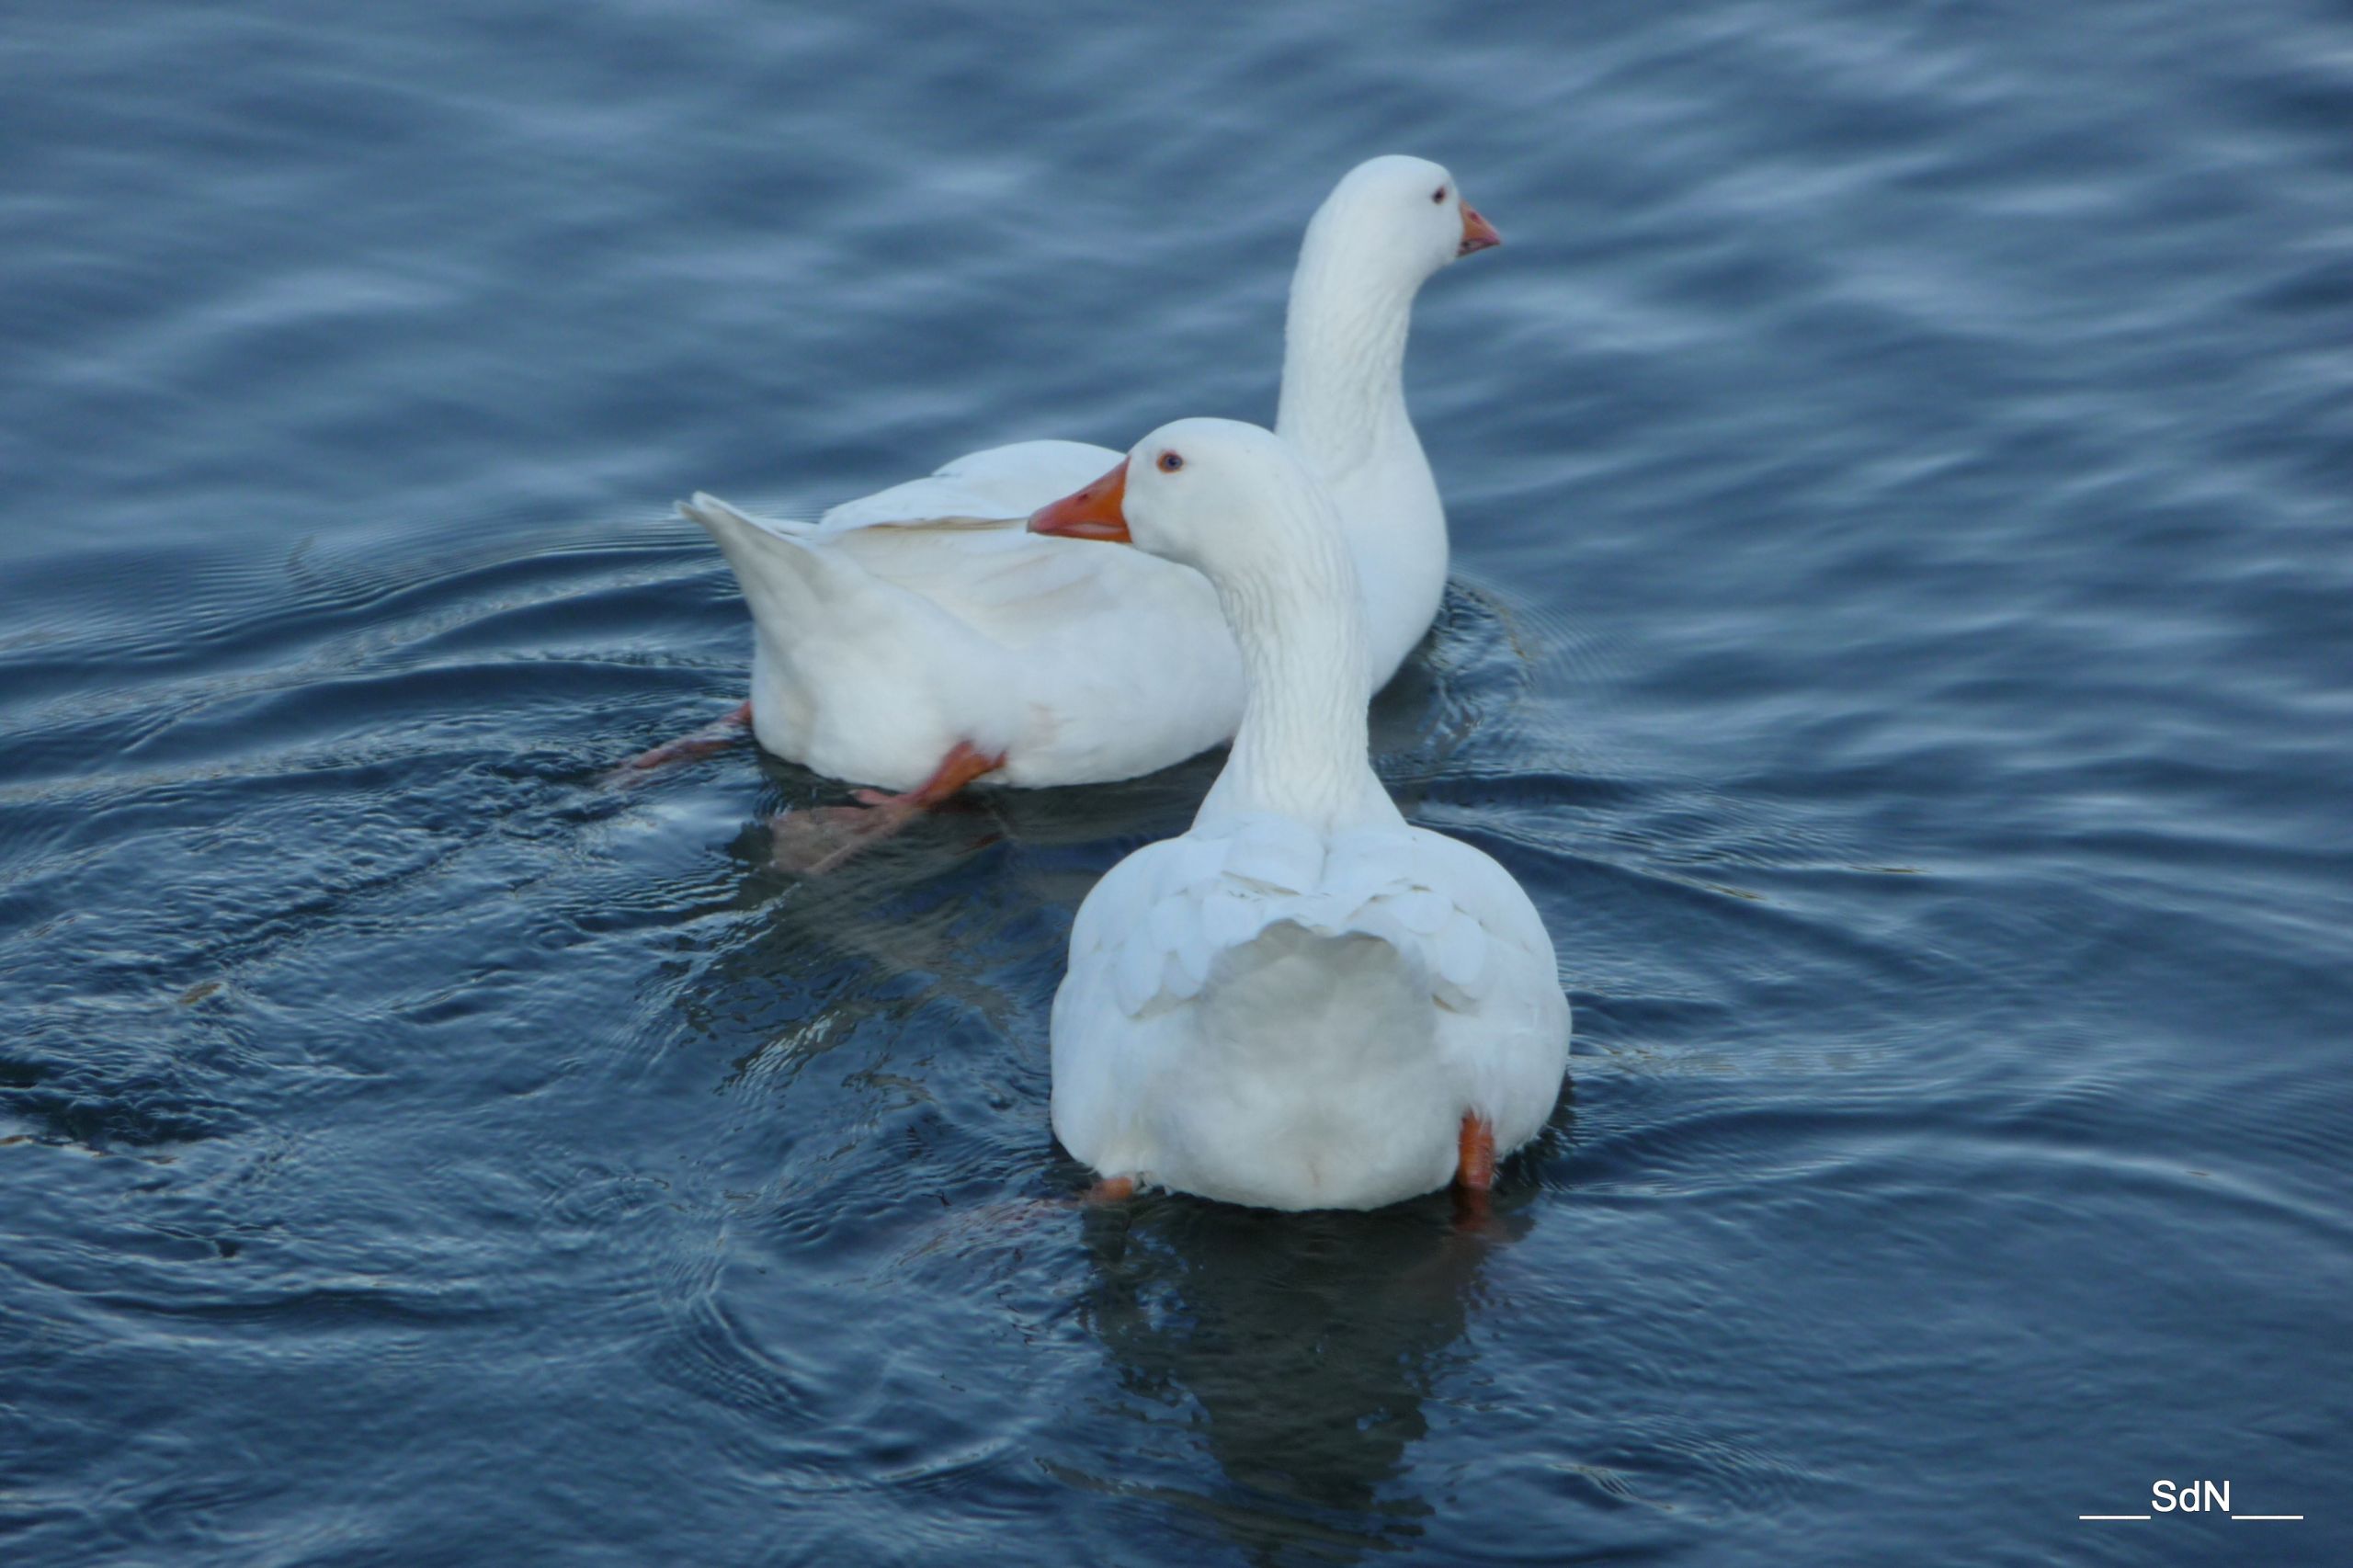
xmin=1157 ymin=451 xmax=1184 ymax=473
xmin=1432 ymin=186 xmax=1448 ymax=203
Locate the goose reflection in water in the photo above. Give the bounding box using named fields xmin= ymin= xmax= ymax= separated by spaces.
xmin=1055 ymin=1170 xmax=1553 ymax=1564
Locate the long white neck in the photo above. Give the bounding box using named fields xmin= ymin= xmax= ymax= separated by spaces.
xmin=1274 ymin=218 xmax=1420 ymax=477
xmin=1194 ymin=507 xmax=1400 ymax=834
xmin=1271 ymin=213 xmax=1449 ymax=690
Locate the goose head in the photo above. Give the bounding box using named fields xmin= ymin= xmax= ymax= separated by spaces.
xmin=1306 ymin=154 xmax=1501 ymax=289
xmin=1029 ymin=418 xmax=1339 ymax=584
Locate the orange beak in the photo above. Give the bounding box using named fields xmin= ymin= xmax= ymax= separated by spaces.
xmin=1028 ymin=460 xmax=1131 ymax=543
xmin=1458 ymin=202 xmax=1501 ymax=257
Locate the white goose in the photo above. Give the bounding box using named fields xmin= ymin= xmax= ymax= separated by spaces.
xmin=650 ymin=155 xmax=1501 ymax=841
xmin=1029 ymin=419 xmax=1569 ymax=1212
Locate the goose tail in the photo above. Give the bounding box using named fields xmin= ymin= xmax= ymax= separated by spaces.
xmin=678 ymin=492 xmax=847 ymax=629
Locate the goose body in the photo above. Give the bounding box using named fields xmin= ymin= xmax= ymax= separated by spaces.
xmin=1031 ymin=420 xmax=1569 ymax=1211
xmin=690 ymin=443 xmax=1233 ymax=790
xmin=681 ymin=155 xmax=1500 ymax=795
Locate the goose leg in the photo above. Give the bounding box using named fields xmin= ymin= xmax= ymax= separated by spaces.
xmin=769 ymin=740 xmax=1006 ymax=874
xmin=1452 ymin=1113 xmax=1496 ymax=1229
xmin=1082 ymin=1176 xmax=1138 ymax=1205
xmin=604 ymin=700 xmax=754 ymax=782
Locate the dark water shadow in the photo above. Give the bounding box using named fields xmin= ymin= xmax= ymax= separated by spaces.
xmin=1050 ymin=1107 xmax=1571 ymax=1566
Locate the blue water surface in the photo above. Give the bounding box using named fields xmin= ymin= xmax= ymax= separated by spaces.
xmin=4 ymin=2 xmax=2349 ymax=1563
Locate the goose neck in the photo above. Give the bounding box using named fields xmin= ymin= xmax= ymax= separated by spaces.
xmin=1275 ymin=239 xmax=1418 ymax=477
xmin=1197 ymin=530 xmax=1392 ymax=832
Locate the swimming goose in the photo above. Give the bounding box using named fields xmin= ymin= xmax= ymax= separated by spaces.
xmin=1029 ymin=418 xmax=1569 ymax=1211
xmin=640 ymin=155 xmax=1501 ymax=847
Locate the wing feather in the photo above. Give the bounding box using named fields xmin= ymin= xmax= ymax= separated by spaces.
xmin=1070 ymin=815 xmax=1560 ymax=1028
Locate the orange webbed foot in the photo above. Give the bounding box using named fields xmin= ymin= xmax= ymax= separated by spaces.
xmin=768 ymin=741 xmax=1005 ymax=874
xmin=603 ymin=699 xmax=754 ymax=785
